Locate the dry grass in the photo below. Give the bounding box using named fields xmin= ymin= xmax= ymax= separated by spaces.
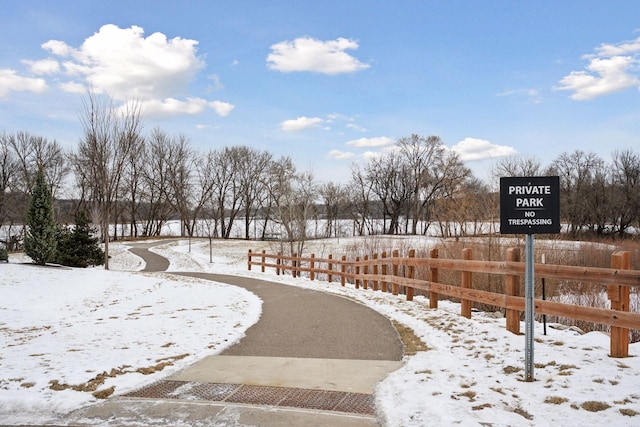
xmin=544 ymin=396 xmax=569 ymax=404
xmin=620 ymin=408 xmax=639 ymax=417
xmin=92 ymin=386 xmax=115 ymax=399
xmin=472 ymin=403 xmax=492 ymax=410
xmin=392 ymin=320 xmax=430 ymax=355
xmin=513 ymin=406 xmax=534 ymax=420
xmin=48 ymin=353 xmax=190 ymax=396
xmin=581 ymin=401 xmax=611 ymax=412
xmin=503 ymin=365 xmax=521 ymax=374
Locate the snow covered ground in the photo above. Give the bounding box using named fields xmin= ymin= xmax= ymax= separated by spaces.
xmin=1 ymin=237 xmax=639 ymax=426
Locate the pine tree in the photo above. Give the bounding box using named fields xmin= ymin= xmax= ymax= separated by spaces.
xmin=24 ymin=167 xmax=57 ymax=265
xmin=56 ymin=210 xmax=105 ymax=268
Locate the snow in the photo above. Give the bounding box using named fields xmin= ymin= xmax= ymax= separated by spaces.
xmin=1 ymin=237 xmax=639 ymax=426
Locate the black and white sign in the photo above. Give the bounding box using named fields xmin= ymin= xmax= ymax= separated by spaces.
xmin=500 ymin=176 xmax=561 ymax=235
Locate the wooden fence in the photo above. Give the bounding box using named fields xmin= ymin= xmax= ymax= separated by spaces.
xmin=248 ymin=248 xmax=640 ymax=358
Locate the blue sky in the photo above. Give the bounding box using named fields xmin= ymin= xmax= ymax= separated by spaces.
xmin=1 ymin=1 xmax=639 ymax=184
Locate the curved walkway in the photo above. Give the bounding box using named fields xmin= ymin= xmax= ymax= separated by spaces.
xmin=70 ymin=241 xmax=404 ymax=426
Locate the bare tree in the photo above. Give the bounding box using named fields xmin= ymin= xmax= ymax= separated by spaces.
xmin=365 ymin=151 xmax=412 ymax=234
xmin=398 ymin=134 xmax=441 ymax=234
xmin=0 ymin=133 xmax=20 ymax=248
xmin=209 ymin=146 xmax=240 ymax=238
xmin=491 ymin=155 xmax=543 ymax=179
xmin=347 ymin=164 xmax=375 ymax=236
xmin=319 ymin=181 xmax=347 ymax=238
xmin=5 ymin=132 xmax=69 ymax=200
xmin=548 ymin=150 xmax=606 ymax=236
xmin=610 ymin=149 xmax=640 ymax=236
xmin=398 ymin=134 xmax=471 ymax=234
xmin=141 ymin=128 xmax=176 ymax=236
xmin=121 ymin=132 xmax=147 ymax=238
xmin=159 ymin=133 xmax=214 ymax=247
xmin=267 ymin=157 xmax=318 ymax=255
xmin=235 ymin=146 xmax=272 ymax=239
xmin=73 ymin=92 xmax=143 ymax=269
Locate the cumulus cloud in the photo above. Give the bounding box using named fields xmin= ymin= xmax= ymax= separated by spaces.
xmin=57 ymin=81 xmax=86 ymax=94
xmin=555 ymin=35 xmax=640 ymax=100
xmin=346 ymin=136 xmax=395 ymax=148
xmin=209 ymin=100 xmax=235 ymax=116
xmin=0 ymin=69 xmax=48 ymax=97
xmin=451 ymin=137 xmax=517 ymax=161
xmin=280 ymin=116 xmax=324 ymax=131
xmin=41 ymin=24 xmax=203 ymax=100
xmin=327 ymin=149 xmax=356 ymax=160
xmin=22 ymin=58 xmax=60 ymax=75
xmin=17 ymin=24 xmax=235 ymax=117
xmin=128 ymin=97 xmax=235 ymax=118
xmin=267 ymin=37 xmax=370 ymax=74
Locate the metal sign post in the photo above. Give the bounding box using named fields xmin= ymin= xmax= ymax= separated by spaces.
xmin=500 ymin=176 xmax=560 ymax=383
xmin=525 ymin=234 xmax=534 ymax=381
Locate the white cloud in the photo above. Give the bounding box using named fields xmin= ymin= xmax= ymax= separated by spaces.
xmin=42 ymin=24 xmax=204 ymax=100
xmin=280 ymin=116 xmax=324 ymax=131
xmin=327 ymin=149 xmax=356 ymax=160
xmin=346 ymin=123 xmax=367 ymax=132
xmin=22 ymin=58 xmax=60 ymax=75
xmin=451 ymin=137 xmax=517 ymax=161
xmin=209 ymin=100 xmax=235 ymax=116
xmin=362 ymin=150 xmax=383 ymax=160
xmin=267 ymin=37 xmax=370 ymax=75
xmin=0 ymin=69 xmax=48 ymax=97
xmin=346 ymin=136 xmax=394 ymax=148
xmin=555 ymin=35 xmax=640 ymax=100
xmin=131 ymin=97 xmax=235 ymax=118
xmin=496 ymin=88 xmax=542 ymax=104
xmin=41 ymin=39 xmax=73 ymax=57
xmin=58 ymin=81 xmax=86 ymax=94
xmin=28 ymin=24 xmax=233 ymax=118
xmin=208 ymin=74 xmax=225 ymax=90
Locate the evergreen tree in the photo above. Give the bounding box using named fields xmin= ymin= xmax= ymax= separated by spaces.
xmin=55 ymin=210 xmax=105 ymax=268
xmin=24 ymin=167 xmax=57 ymax=265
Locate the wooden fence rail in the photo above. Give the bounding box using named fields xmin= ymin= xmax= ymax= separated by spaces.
xmin=247 ymin=248 xmax=640 ymax=358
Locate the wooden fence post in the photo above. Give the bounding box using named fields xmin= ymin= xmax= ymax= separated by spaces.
xmin=609 ymin=251 xmax=631 ymax=358
xmin=429 ymin=248 xmax=439 ymax=309
xmin=248 ymin=249 xmax=252 ymax=271
xmin=392 ymin=250 xmax=399 ymax=295
xmin=310 ymin=253 xmax=315 ymax=281
xmin=355 ymin=256 xmax=360 ymax=289
xmin=293 ymin=253 xmax=298 ymax=278
xmin=505 ymin=248 xmax=521 ymax=335
xmin=407 ymin=249 xmax=415 ymax=301
xmin=363 ymin=255 xmax=369 ymax=289
xmin=261 ymin=250 xmax=266 ymax=273
xmin=341 ymin=255 xmax=346 ymax=286
xmin=276 ymin=252 xmax=281 ymax=275
xmin=328 ymin=254 xmax=333 ymax=283
xmin=461 ymin=248 xmax=473 ymax=318
xmin=373 ymin=253 xmax=379 ymax=291
xmin=381 ymin=251 xmax=388 ymax=292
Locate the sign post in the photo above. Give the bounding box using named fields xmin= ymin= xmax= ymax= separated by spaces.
xmin=500 ymin=176 xmax=560 ymax=382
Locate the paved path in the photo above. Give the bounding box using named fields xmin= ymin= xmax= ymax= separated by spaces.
xmin=135 ymin=240 xmax=403 ymax=360
xmin=178 ymin=272 xmax=403 ymax=360
xmin=67 ymin=241 xmax=404 ymax=426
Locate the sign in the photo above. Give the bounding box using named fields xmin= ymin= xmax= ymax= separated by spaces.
xmin=500 ymin=176 xmax=560 ymax=235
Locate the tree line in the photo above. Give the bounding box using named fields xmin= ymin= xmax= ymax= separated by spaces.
xmin=1 ymin=93 xmax=639 ymax=265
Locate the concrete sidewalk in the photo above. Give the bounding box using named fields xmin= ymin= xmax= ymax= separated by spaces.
xmin=63 ymin=241 xmax=404 ymax=426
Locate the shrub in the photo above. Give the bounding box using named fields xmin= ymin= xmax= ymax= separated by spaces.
xmin=55 ymin=210 xmax=104 ymax=268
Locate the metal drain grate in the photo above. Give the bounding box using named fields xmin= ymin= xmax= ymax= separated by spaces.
xmin=124 ymin=381 xmax=375 ymax=415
